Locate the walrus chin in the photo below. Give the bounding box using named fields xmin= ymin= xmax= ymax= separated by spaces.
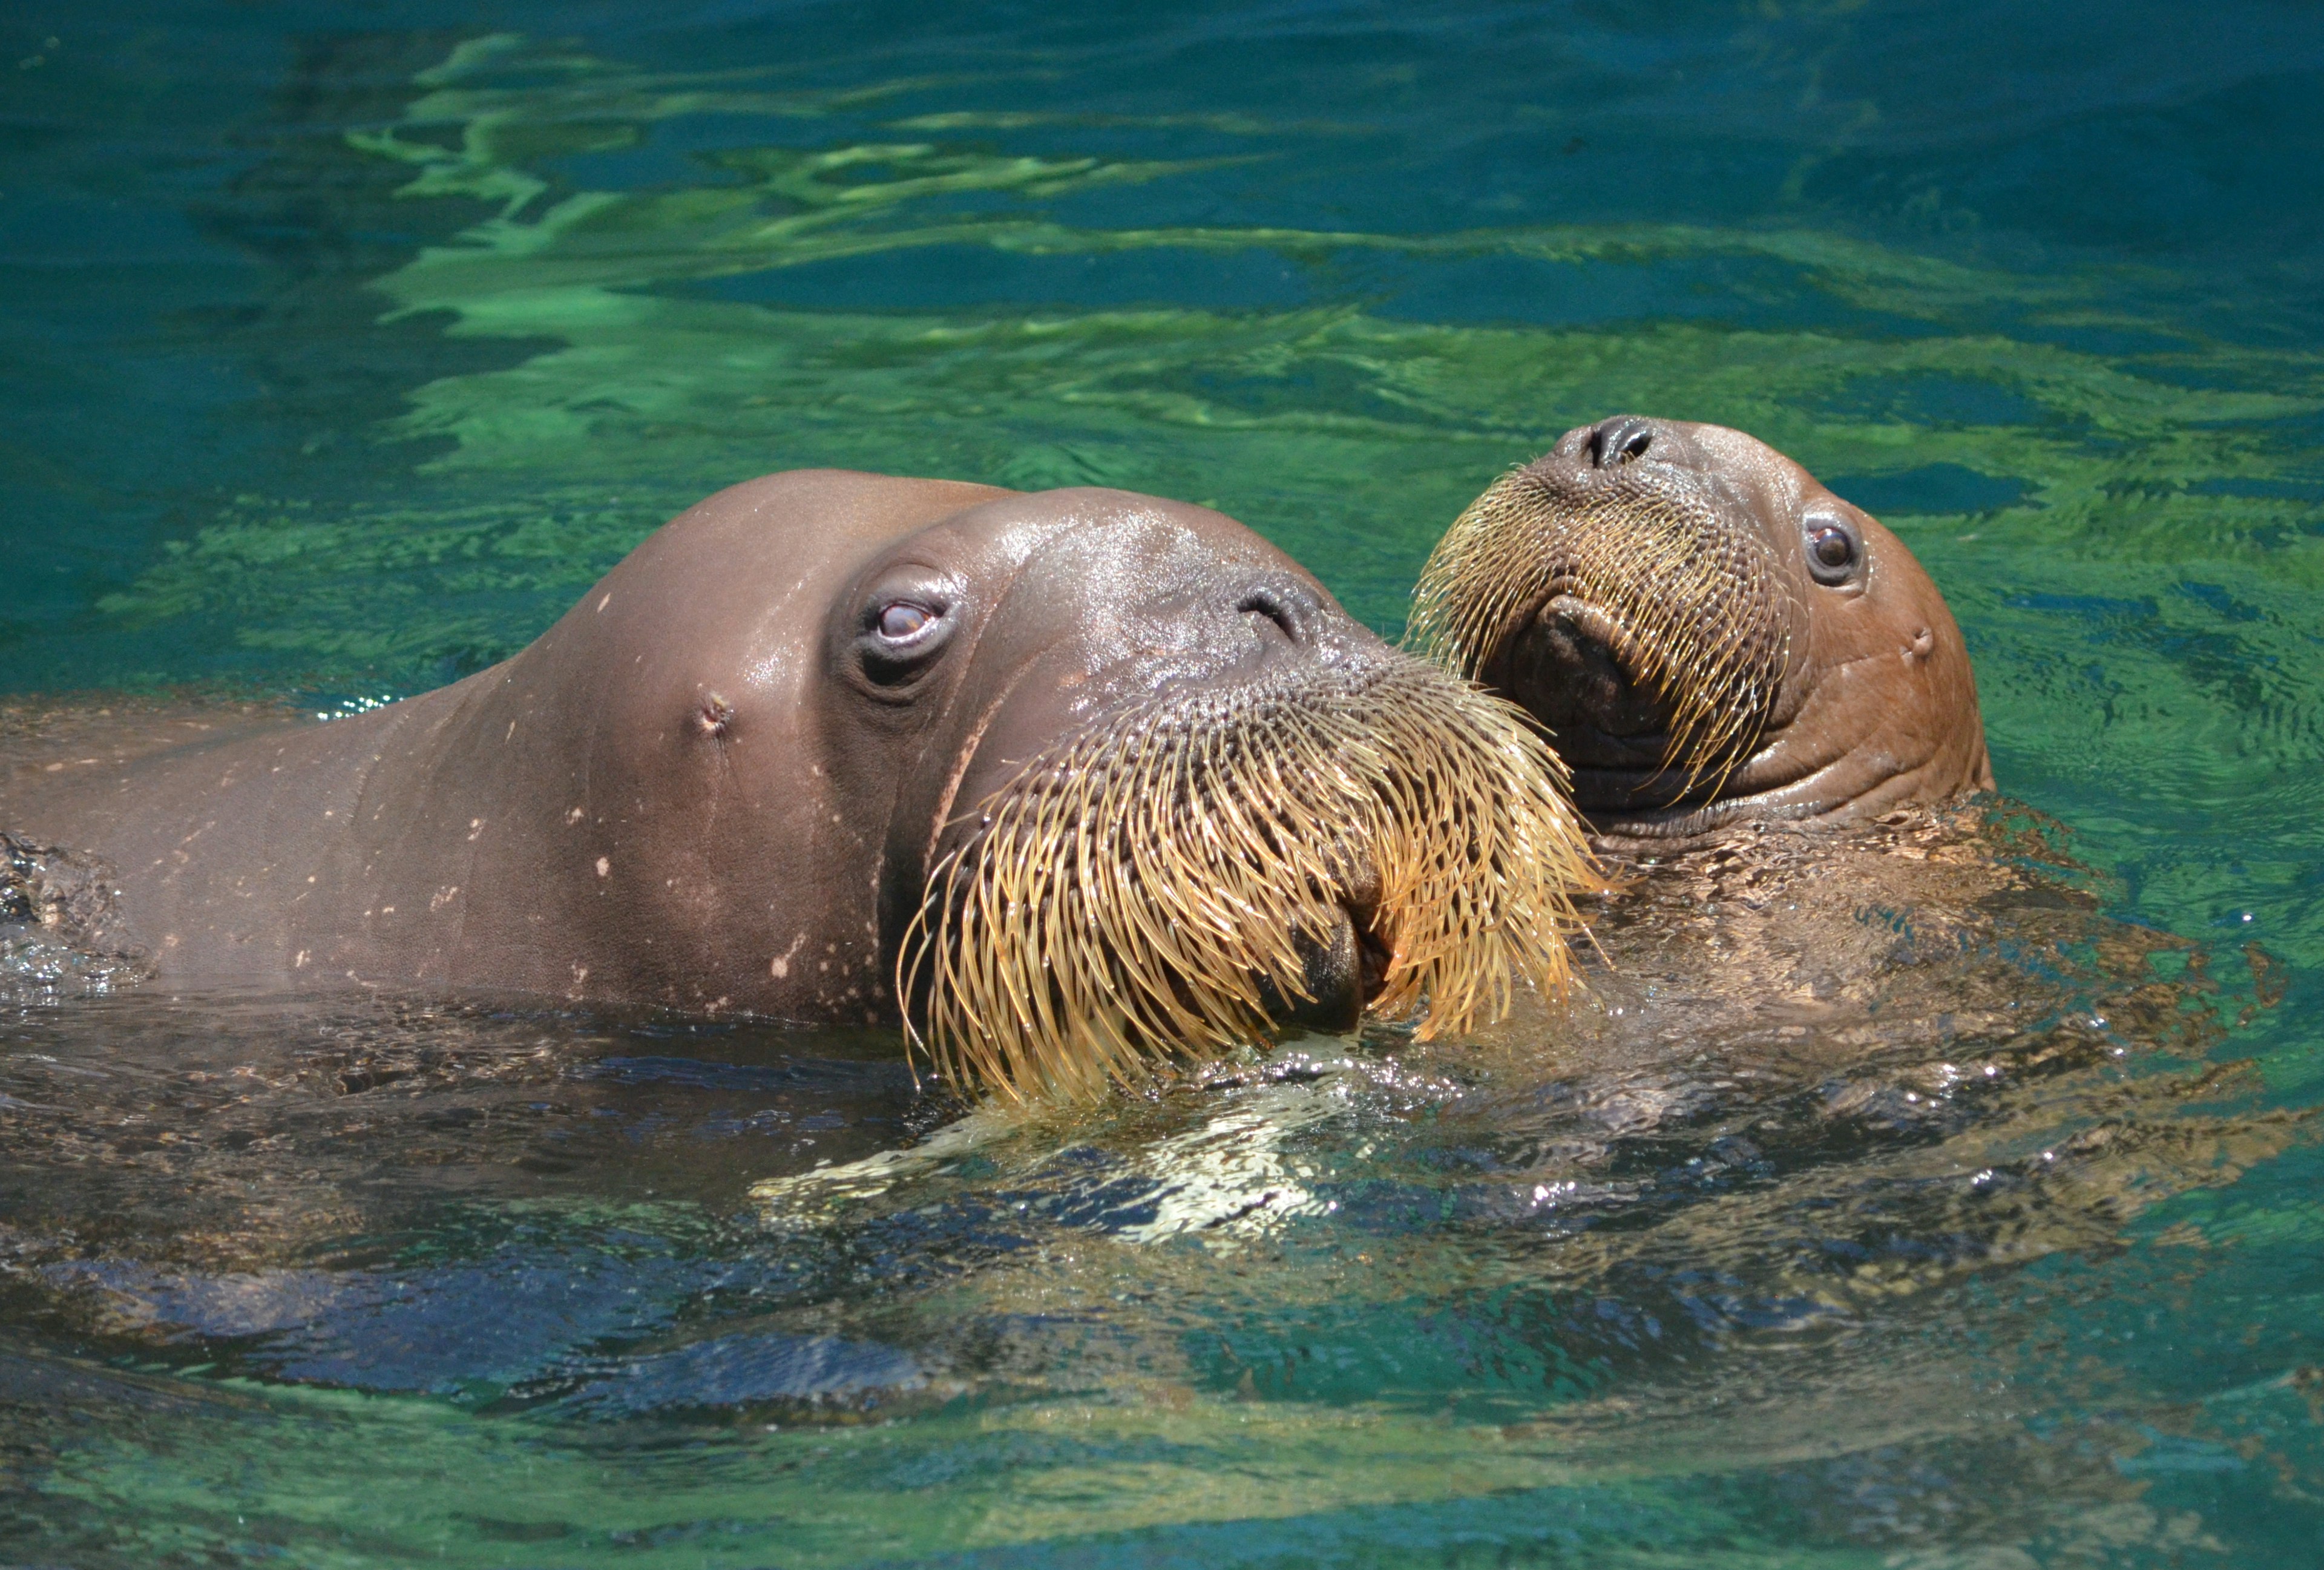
xmin=900 ymin=654 xmax=1593 ymax=1103
xmin=1407 ymin=464 xmax=1794 ymax=819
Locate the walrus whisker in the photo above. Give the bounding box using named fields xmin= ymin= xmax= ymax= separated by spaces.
xmin=1408 ymin=467 xmax=1792 ymax=797
xmin=897 ymin=659 xmax=1590 ymax=1103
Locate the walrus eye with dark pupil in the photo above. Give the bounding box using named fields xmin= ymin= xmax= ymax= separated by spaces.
xmin=857 ymin=591 xmax=953 ymax=686
xmin=1807 ymin=525 xmax=1858 ymax=582
xmin=878 ymin=601 xmax=933 ymax=640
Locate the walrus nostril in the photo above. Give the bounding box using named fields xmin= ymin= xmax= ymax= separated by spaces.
xmin=1587 ymin=416 xmax=1655 ymax=470
xmin=1237 ymin=586 xmax=1301 ymax=642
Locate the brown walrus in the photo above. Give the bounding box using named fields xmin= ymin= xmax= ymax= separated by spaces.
xmin=0 ymin=473 xmax=1592 ymax=1100
xmin=1410 ymin=415 xmax=1993 ymax=841
xmin=1393 ymin=418 xmax=2271 ymax=1178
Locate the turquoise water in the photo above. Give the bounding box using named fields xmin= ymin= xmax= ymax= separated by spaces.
xmin=4 ymin=3 xmax=2323 ymax=1564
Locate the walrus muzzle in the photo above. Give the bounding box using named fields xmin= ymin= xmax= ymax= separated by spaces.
xmin=900 ymin=654 xmax=1592 ymax=1102
xmin=1408 ymin=463 xmax=1793 ymax=807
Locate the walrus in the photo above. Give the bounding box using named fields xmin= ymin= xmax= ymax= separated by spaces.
xmin=1408 ymin=415 xmax=1993 ymax=841
xmin=1399 ymin=416 xmax=2175 ymax=1100
xmin=0 ymin=473 xmax=1592 ymax=1101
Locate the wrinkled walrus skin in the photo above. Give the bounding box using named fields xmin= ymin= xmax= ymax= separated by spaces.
xmin=1 ymin=472 xmax=1589 ymax=1096
xmin=1411 ymin=416 xmax=1994 ymax=841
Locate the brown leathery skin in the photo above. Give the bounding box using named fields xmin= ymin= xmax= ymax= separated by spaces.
xmin=3 ymin=472 xmax=1000 ymax=1014
xmin=1411 ymin=416 xmax=1994 ymax=839
xmin=1 ymin=473 xmax=1590 ymax=1097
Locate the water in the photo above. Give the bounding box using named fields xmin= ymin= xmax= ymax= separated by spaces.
xmin=4 ymin=2 xmax=2323 ymax=1563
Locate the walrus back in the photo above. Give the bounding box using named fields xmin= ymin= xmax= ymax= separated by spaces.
xmin=0 ymin=688 xmax=469 ymax=983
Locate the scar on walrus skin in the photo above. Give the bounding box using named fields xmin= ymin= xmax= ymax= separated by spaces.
xmin=1409 ymin=416 xmax=1993 ymax=844
xmin=1 ymin=473 xmax=1594 ymax=1100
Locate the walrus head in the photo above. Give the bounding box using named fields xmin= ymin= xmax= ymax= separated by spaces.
xmin=1408 ymin=417 xmax=1992 ymax=839
xmin=808 ymin=485 xmax=1592 ymax=1101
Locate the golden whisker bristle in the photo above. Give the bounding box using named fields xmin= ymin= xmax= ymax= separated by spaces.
xmin=1407 ymin=467 xmax=1792 ymax=793
xmin=897 ymin=659 xmax=1594 ymax=1103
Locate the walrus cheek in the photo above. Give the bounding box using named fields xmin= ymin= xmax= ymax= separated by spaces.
xmin=1724 ymin=656 xmax=1932 ymax=810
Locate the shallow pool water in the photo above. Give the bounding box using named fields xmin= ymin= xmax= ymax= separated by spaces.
xmin=4 ymin=3 xmax=2323 ymax=1564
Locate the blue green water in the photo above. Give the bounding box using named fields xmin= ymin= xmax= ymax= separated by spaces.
xmin=4 ymin=3 xmax=2323 ymax=1564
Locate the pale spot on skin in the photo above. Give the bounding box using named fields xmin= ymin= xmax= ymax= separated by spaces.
xmin=595 ymin=856 xmax=611 ymax=878
xmin=507 ymin=720 xmax=518 ymax=742
xmin=467 ymin=818 xmax=485 ymax=841
xmin=565 ymin=806 xmax=585 ymax=824
xmin=431 ymin=886 xmax=459 ymax=911
xmin=597 ymin=593 xmax=612 ymax=613
xmin=294 ymin=950 xmax=309 ymax=968
xmin=770 ymin=932 xmax=807 ymax=979
xmin=379 ymin=906 xmax=395 ymax=915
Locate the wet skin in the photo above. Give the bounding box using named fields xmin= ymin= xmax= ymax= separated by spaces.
xmin=1460 ymin=416 xmax=1993 ymax=841
xmin=0 ymin=474 xmax=1396 ymax=1029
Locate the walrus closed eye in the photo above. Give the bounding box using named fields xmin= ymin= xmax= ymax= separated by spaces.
xmin=1409 ymin=416 xmax=1993 ymax=840
xmin=0 ymin=473 xmax=1592 ymax=1102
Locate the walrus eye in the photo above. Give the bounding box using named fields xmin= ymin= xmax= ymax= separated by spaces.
xmin=878 ymin=600 xmax=934 ymax=640
xmin=1805 ymin=522 xmax=1860 ymax=585
xmin=856 ymin=586 xmax=956 ymax=688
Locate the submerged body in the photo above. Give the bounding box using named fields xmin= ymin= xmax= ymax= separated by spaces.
xmin=2 ymin=473 xmax=1589 ymax=1097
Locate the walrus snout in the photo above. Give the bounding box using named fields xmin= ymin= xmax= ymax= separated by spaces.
xmin=899 ymin=649 xmax=1591 ymax=1101
xmin=1550 ymin=415 xmax=1734 ymax=488
xmin=1258 ymin=883 xmax=1391 ymax=1034
xmin=1495 ymin=596 xmax=1679 ymax=758
xmin=1584 ymin=415 xmax=1656 ymax=470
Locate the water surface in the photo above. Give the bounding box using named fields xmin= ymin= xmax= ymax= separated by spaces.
xmin=4 ymin=2 xmax=2322 ymax=1564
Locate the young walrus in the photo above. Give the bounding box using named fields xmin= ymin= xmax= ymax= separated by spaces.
xmin=0 ymin=474 xmax=1592 ymax=1102
xmin=1409 ymin=415 xmax=1992 ymax=842
xmin=1405 ymin=417 xmax=2240 ymax=1091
